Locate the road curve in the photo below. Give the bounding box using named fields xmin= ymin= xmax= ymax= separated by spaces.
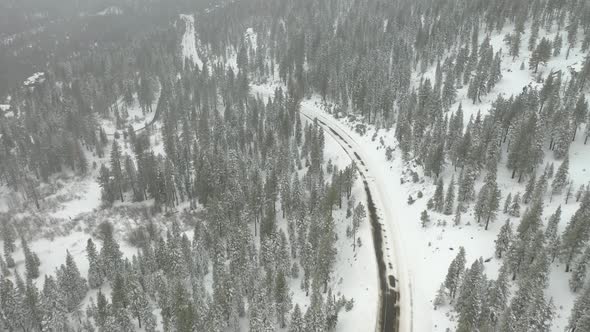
xmin=300 ymin=106 xmax=412 ymax=332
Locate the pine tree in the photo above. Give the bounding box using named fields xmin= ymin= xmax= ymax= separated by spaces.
xmin=509 ymin=32 xmax=521 ymax=59
xmin=95 ymin=289 xmax=110 ymax=329
xmin=433 ymin=283 xmax=447 ymax=309
xmin=56 ymin=250 xmax=88 ymax=312
xmin=503 ymin=193 xmax=512 ymax=214
xmin=23 ymin=277 xmax=42 ymax=331
xmin=22 ymin=237 xmax=40 ymax=279
xmin=275 ymin=270 xmax=292 ymax=328
xmin=128 ymin=275 xmax=153 ymax=329
xmin=433 ymin=178 xmax=445 ymax=212
xmin=545 ymin=206 xmax=562 ymax=262
xmin=86 ymin=238 xmax=103 ymax=288
xmin=523 ymin=174 xmax=536 ymax=204
xmin=495 ymin=220 xmax=513 ymax=259
xmin=508 ymin=193 xmax=521 ymax=217
xmin=568 ymin=281 xmax=590 ymax=331
xmin=526 ymin=287 xmax=554 ymax=332
xmin=442 ymin=73 xmax=457 ymax=109
xmin=0 ymin=255 xmax=10 ymax=276
xmin=110 ymin=140 xmax=125 ymax=202
xmin=41 ymin=276 xmax=69 ymax=331
xmin=574 ymin=313 xmax=590 ymax=332
xmin=457 ymin=166 xmax=476 ymax=211
xmin=1 ymin=219 xmax=15 ymax=253
xmin=352 ymin=202 xmax=366 ymax=251
xmin=444 ymin=247 xmax=466 ymax=300
xmin=443 ymin=176 xmax=455 ymax=215
xmin=456 ymin=258 xmax=485 ymax=332
xmin=530 ymin=38 xmax=552 ymax=73
xmin=551 ymin=155 xmax=569 ymax=197
xmin=98 ymin=164 xmax=115 ymax=204
xmin=569 ymin=246 xmax=590 ymax=293
xmin=488 ymin=51 xmax=502 ymax=91
xmin=99 ymin=221 xmax=123 ymax=280
xmin=562 ymin=193 xmax=590 ymax=272
xmin=2 ymin=222 xmax=16 ymax=269
xmin=475 ymin=168 xmax=502 ymax=230
xmin=485 ymin=263 xmax=510 ymax=328
xmin=304 ymin=290 xmax=326 ymax=332
xmin=553 ymin=34 xmax=563 ymax=56
xmin=290 ymin=304 xmax=305 ymax=332
xmin=0 ymin=278 xmax=24 ymax=331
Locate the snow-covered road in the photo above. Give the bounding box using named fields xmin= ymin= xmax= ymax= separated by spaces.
xmin=300 ymin=106 xmax=413 ymax=332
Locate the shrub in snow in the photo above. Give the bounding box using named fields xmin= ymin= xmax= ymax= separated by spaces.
xmin=386 ymin=146 xmax=394 ymax=161
xmin=291 ymin=262 xmax=299 ymax=278
xmin=427 ymin=199 xmax=434 ymax=210
xmin=355 ymin=123 xmax=366 ymax=135
xmin=345 ymin=298 xmax=354 ymax=311
xmin=421 ymin=210 xmax=431 ymax=228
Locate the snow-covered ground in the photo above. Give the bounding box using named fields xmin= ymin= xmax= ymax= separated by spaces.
xmin=179 ymin=14 xmax=203 ymax=69
xmin=50 ymin=180 xmax=101 ymax=220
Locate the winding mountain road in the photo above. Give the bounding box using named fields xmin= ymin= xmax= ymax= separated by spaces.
xmin=299 ymin=105 xmax=413 ymax=332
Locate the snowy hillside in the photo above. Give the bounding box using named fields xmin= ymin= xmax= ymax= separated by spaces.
xmin=2 ymin=1 xmax=590 ymax=332
xmin=179 ymin=14 xmax=203 ymax=69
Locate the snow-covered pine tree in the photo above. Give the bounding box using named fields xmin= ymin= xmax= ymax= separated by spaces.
xmin=551 ymin=155 xmax=569 ymax=197
xmin=503 ymin=193 xmax=512 ymax=214
xmin=433 ymin=283 xmax=447 ymax=309
xmin=275 ymin=270 xmax=292 ymax=328
xmin=508 ymin=192 xmax=521 ymax=217
xmin=86 ymin=238 xmax=103 ymax=289
xmin=443 ymin=176 xmax=456 ymax=215
xmin=56 ymin=250 xmax=88 ymax=312
xmin=290 ymin=303 xmax=305 ymax=332
xmin=484 ymin=263 xmax=510 ymax=328
xmin=545 ymin=206 xmax=562 ymax=262
xmin=22 ymin=237 xmax=40 ymax=279
xmin=562 ymin=193 xmax=590 ymax=272
xmin=444 ymin=246 xmax=466 ymax=300
xmin=523 ymin=173 xmax=536 ymax=204
xmin=352 ymin=202 xmax=366 ymax=251
xmin=495 ymin=220 xmax=513 ymax=259
xmin=41 ymin=276 xmax=69 ymax=331
xmin=569 ymin=246 xmax=590 ymax=293
xmin=455 ymin=258 xmax=486 ymax=332
xmin=433 ymin=177 xmax=445 ymax=212
xmin=567 ymin=282 xmax=590 ymax=331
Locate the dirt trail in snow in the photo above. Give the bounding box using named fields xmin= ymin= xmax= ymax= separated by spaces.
xmin=300 ymin=107 xmax=412 ymax=332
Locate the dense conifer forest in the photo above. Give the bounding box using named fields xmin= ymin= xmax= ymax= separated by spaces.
xmin=1 ymin=0 xmax=590 ymax=331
